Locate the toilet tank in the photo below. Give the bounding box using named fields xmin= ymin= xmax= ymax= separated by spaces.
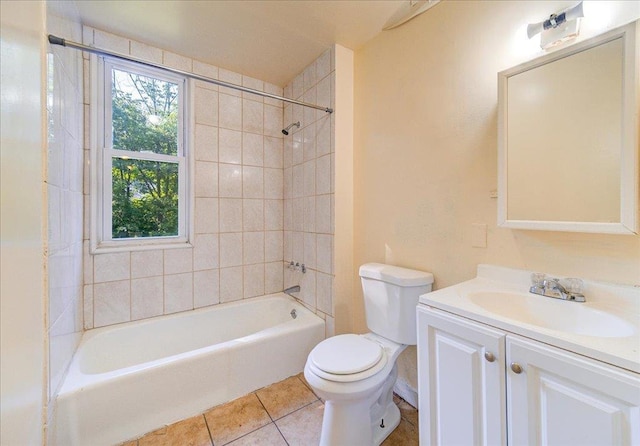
xmin=360 ymin=263 xmax=434 ymax=345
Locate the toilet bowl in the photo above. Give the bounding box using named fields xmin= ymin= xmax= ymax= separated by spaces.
xmin=304 ymin=263 xmax=433 ymax=446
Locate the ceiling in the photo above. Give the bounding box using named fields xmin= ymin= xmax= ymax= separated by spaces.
xmin=73 ymin=0 xmax=410 ymax=87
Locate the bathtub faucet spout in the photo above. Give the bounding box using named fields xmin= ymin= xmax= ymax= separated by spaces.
xmin=284 ymin=285 xmax=300 ymax=296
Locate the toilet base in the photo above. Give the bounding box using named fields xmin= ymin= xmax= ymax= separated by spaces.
xmin=372 ymin=399 xmax=401 ymax=446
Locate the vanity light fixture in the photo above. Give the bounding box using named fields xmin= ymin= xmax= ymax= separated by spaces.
xmin=527 ymin=1 xmax=584 ymax=49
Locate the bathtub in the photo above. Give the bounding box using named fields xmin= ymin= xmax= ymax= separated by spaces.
xmin=53 ymin=293 xmax=325 ymax=445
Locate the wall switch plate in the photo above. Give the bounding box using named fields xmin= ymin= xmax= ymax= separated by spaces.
xmin=472 ymin=223 xmax=487 ymax=248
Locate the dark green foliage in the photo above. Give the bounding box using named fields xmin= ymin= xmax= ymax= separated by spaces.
xmin=110 ymin=70 xmax=180 ymax=238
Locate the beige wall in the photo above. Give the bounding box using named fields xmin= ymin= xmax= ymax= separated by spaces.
xmin=354 ymin=1 xmax=640 ymax=400
xmin=0 ymin=1 xmax=47 ymax=444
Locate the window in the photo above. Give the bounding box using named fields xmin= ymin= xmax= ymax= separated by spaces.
xmin=92 ymin=57 xmax=190 ymax=251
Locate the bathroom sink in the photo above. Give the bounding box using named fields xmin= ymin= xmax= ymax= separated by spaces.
xmin=468 ymin=291 xmax=636 ymax=338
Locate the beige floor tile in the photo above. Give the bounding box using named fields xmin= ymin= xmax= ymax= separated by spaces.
xmin=138 ymin=415 xmax=212 ymax=446
xmin=393 ymin=394 xmax=419 ymax=427
xmin=275 ymin=400 xmax=324 ymax=446
xmin=204 ymin=393 xmax=271 ymax=445
xmin=226 ymin=423 xmax=287 ymax=446
xmin=256 ymin=375 xmax=318 ymax=420
xmin=381 ymin=418 xmax=419 ymax=446
xmin=120 ymin=441 xmax=138 ymax=446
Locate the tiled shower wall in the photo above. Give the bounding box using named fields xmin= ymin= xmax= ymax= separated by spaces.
xmin=83 ymin=28 xmax=287 ymax=328
xmin=46 ymin=0 xmax=84 ymax=414
xmin=283 ymin=50 xmax=336 ymax=336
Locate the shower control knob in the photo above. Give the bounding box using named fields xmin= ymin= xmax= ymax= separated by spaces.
xmin=484 ymin=351 xmax=496 ymax=363
xmin=510 ymin=362 xmax=523 ymax=374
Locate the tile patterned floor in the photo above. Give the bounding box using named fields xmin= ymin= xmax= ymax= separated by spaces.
xmin=121 ymin=373 xmax=418 ymax=446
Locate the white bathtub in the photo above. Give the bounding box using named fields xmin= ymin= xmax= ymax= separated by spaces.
xmin=53 ymin=293 xmax=325 ymax=445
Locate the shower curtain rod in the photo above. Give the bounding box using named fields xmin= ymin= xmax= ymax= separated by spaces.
xmin=48 ymin=35 xmax=334 ymax=114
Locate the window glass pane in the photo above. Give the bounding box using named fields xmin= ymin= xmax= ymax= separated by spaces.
xmin=112 ymin=157 xmax=179 ymax=238
xmin=111 ymin=68 xmax=179 ymax=155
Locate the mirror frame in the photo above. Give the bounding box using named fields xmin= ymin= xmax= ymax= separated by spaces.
xmin=498 ymin=21 xmax=638 ymax=234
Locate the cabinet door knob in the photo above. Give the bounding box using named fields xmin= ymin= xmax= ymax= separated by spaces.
xmin=510 ymin=362 xmax=523 ymax=374
xmin=484 ymin=351 xmax=496 ymax=362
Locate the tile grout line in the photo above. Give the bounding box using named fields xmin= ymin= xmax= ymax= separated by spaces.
xmin=201 ymin=413 xmax=215 ymax=446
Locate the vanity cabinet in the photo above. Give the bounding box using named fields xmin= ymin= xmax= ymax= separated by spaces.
xmin=417 ymin=306 xmax=640 ymax=446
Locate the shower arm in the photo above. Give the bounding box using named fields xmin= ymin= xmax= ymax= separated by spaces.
xmin=47 ymin=34 xmax=334 ymax=114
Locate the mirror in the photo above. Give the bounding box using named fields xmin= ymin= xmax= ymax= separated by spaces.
xmin=498 ymin=21 xmax=638 ymax=234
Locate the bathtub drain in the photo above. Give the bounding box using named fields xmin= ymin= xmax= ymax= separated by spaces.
xmin=290 ymin=309 xmax=297 ymax=319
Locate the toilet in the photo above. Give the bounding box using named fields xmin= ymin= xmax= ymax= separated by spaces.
xmin=304 ymin=263 xmax=434 ymax=446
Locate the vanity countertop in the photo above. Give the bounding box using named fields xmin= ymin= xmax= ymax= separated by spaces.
xmin=419 ymin=264 xmax=640 ymax=373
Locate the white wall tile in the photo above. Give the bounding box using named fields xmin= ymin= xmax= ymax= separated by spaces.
xmin=316 ymin=49 xmax=331 ymax=81
xmin=131 ymin=249 xmax=164 ymax=278
xmin=317 ymin=234 xmax=333 ymax=274
xmin=219 ymin=198 xmax=243 ymax=232
xmin=264 ymin=136 xmax=283 ymax=169
xmin=292 ymin=165 xmax=303 ymax=199
xmin=292 ymin=73 xmax=303 ymax=99
xmin=264 ymin=83 xmax=283 ymax=107
xmin=220 ymin=266 xmax=243 ymax=302
xmin=219 ymin=129 xmax=242 ymax=164
xmin=195 ymin=124 xmax=218 ymax=162
xmin=83 ymin=284 xmax=93 ymax=329
xmin=219 ymin=164 xmax=243 ymax=198
xmin=195 ymin=88 xmax=219 ymax=126
xmin=193 ymin=60 xmax=219 ymax=84
xmin=243 ymin=264 xmax=264 ymax=298
xmin=195 ymin=161 xmax=218 ymax=197
xmin=243 ymin=199 xmax=264 ymax=232
xmin=131 ymin=276 xmax=163 ymax=320
xmin=194 ymin=197 xmax=219 ymax=233
xmin=292 ymin=198 xmax=303 ymax=232
xmin=243 ymin=232 xmax=264 ymax=265
xmin=94 ymin=252 xmax=130 ymax=283
xmin=303 ymin=124 xmax=316 ymax=162
xmin=303 ymin=196 xmax=316 ymax=233
xmin=164 ymin=273 xmax=193 ymax=314
xmin=264 ymin=104 xmax=283 ymax=138
xmin=194 ymin=269 xmax=219 ymax=308
xmin=303 ymin=160 xmax=316 ymax=197
xmin=300 ymin=268 xmax=316 ymax=308
xmin=219 ymin=94 xmax=242 ymax=130
xmin=303 ymin=87 xmax=316 ymax=128
xmin=265 ymin=231 xmax=283 ymax=263
xmin=303 ymin=61 xmax=317 ymax=92
xmin=242 ymin=75 xmax=264 ymax=102
xmin=316 ymin=195 xmax=331 ymax=234
xmin=163 ymin=51 xmax=192 ymax=72
xmin=303 ymin=233 xmax=316 ymax=270
xmin=242 ymin=99 xmax=263 ymax=134
xmin=264 ymin=168 xmax=283 ymax=200
xmin=130 ymin=40 xmax=162 ymax=64
xmin=219 ymin=232 xmax=243 ymax=267
xmin=265 ymin=262 xmax=283 ymax=294
xmin=218 ymin=68 xmax=242 ymax=97
xmin=164 ymin=248 xmax=192 ymax=275
xmin=242 ymin=132 xmax=263 ymax=166
xmin=316 ymin=154 xmax=331 ymax=195
xmin=265 ymin=200 xmax=283 ymax=231
xmin=316 ymin=272 xmax=333 ymax=315
xmin=193 ymin=233 xmax=219 ymax=271
xmin=292 ymin=131 xmax=304 ymax=166
xmin=242 ymin=166 xmax=263 ymax=199
xmin=94 ymin=28 xmax=129 ymax=54
xmin=93 ymin=280 xmax=130 ymax=327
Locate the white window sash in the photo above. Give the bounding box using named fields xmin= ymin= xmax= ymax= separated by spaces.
xmin=91 ymin=54 xmax=190 ymax=253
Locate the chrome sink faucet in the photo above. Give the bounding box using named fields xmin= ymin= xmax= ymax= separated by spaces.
xmin=530 ymin=274 xmax=586 ymax=302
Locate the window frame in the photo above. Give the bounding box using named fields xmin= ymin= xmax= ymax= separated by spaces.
xmin=90 ymin=55 xmax=192 ymax=253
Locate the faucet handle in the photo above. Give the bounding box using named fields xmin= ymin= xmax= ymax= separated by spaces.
xmin=561 ymin=278 xmax=583 ymax=294
xmin=531 ymin=272 xmax=546 ymax=287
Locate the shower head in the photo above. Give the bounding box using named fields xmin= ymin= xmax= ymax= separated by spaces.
xmin=282 ymin=121 xmax=300 ymax=136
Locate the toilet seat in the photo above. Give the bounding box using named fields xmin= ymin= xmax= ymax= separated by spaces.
xmin=308 ymin=334 xmax=388 ymax=383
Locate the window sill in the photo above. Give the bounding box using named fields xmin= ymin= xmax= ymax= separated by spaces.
xmin=91 ymin=238 xmax=193 ymax=254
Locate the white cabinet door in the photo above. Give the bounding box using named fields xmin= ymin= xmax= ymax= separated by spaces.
xmin=417 ymin=306 xmax=507 ymax=446
xmin=507 ymin=335 xmax=640 ymax=446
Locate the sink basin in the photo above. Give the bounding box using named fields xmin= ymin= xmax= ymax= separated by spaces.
xmin=468 ymin=291 xmax=636 ymax=338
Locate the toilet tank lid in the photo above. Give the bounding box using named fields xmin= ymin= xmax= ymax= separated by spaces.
xmin=359 ymin=263 xmax=434 ymax=287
